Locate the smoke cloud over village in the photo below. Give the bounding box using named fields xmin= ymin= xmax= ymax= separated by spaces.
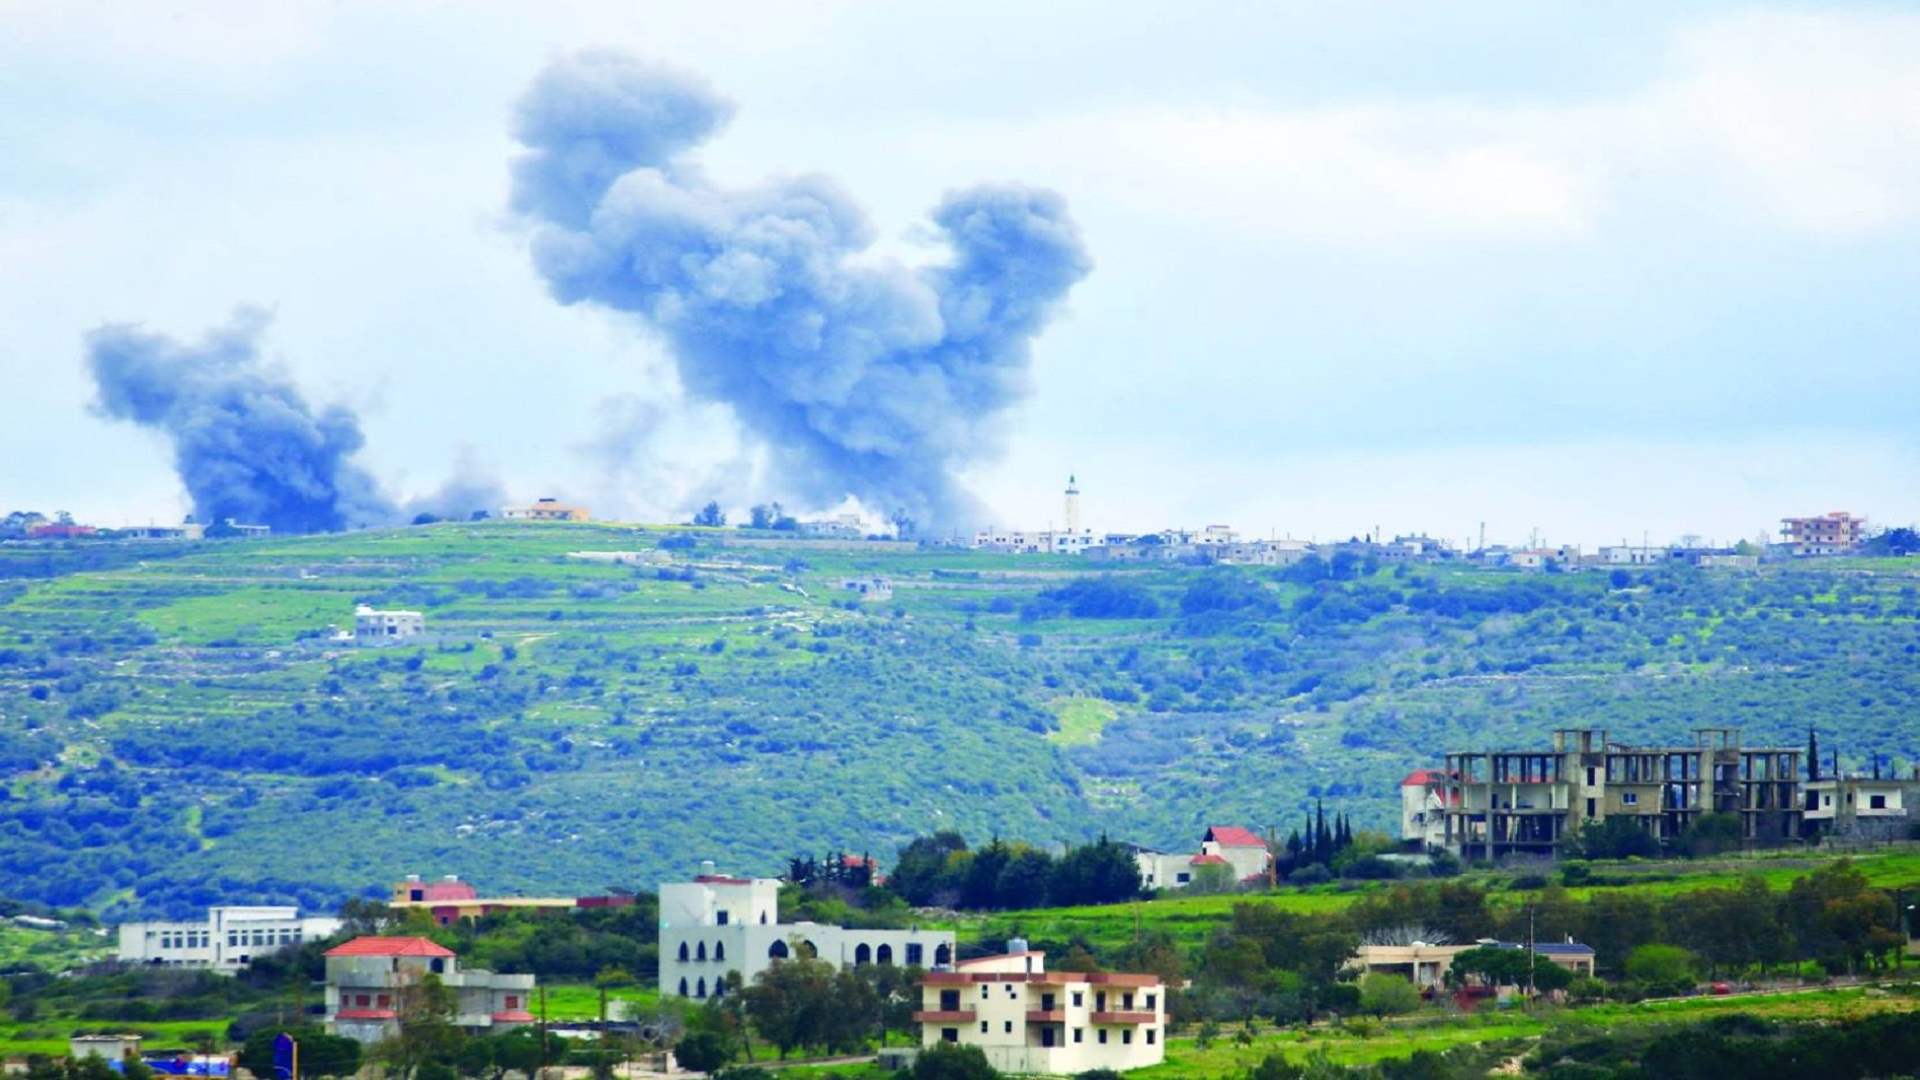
xmin=85 ymin=309 xmax=397 ymax=534
xmin=509 ymin=51 xmax=1093 ymax=533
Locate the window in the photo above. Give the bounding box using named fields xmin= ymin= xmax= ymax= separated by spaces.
xmin=679 ymin=942 xmax=690 ymax=962
xmin=1072 ymin=992 xmax=1083 ymax=1007
xmin=1870 ymin=795 xmax=1888 ymax=810
xmin=1621 ymin=792 xmax=1638 ymax=806
xmin=941 ymin=1029 xmax=958 ymax=1044
xmin=677 ymin=978 xmax=688 ymax=996
xmin=979 ymin=1021 xmax=987 ymax=1034
xmin=1145 ymin=993 xmax=1156 ymax=1010
xmin=1586 ymin=767 xmax=1597 ymax=786
xmin=769 ymin=940 xmax=789 ymax=960
xmin=1586 ymin=798 xmax=1596 ymax=817
xmin=906 ymin=944 xmax=924 ymax=966
xmin=1175 ymin=872 xmax=1191 ymax=884
xmin=940 ymin=990 xmax=961 ymax=1011
xmin=716 ymin=910 xmax=728 ymax=925
xmin=1073 ymin=1028 xmax=1083 ymax=1044
xmin=1096 ymin=992 xmax=1107 ymax=1011
xmin=981 ymin=985 xmax=990 ymax=999
xmin=355 ymin=994 xmax=371 ymax=1007
xmin=431 ymin=958 xmax=445 ymax=974
xmin=1003 ymin=1021 xmax=1013 ymax=1034
xmin=1122 ymin=993 xmax=1134 ymax=1009
xmin=855 ymin=943 xmax=871 ymax=966
xmin=1122 ymin=1030 xmax=1133 ymax=1045
xmin=1041 ymin=1028 xmax=1056 ymax=1048
xmin=715 ymin=942 xmax=725 ymax=961
xmin=1147 ymin=1029 xmax=1157 ymax=1045
xmin=377 ymin=994 xmax=391 ymax=1008
xmin=1005 ymin=984 xmax=1016 ymax=998
xmin=696 ymin=942 xmax=707 ymax=962
xmin=1098 ymin=1030 xmax=1108 ymax=1045
xmin=504 ymin=996 xmax=518 ymax=1009
xmin=877 ymin=944 xmax=893 ymax=965
xmin=760 ymin=911 xmax=768 ymax=924
xmin=695 ymin=978 xmax=706 ymax=998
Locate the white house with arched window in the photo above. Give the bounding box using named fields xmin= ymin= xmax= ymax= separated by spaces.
xmin=657 ymin=871 xmax=955 ymax=1001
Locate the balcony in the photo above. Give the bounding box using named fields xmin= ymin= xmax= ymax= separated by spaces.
xmin=1025 ymin=1010 xmax=1066 ymax=1023
xmin=1091 ymin=1011 xmax=1157 ymax=1024
xmin=912 ymin=1010 xmax=976 ymax=1023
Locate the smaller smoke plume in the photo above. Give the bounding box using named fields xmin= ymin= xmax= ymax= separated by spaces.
xmin=403 ymin=448 xmax=507 ymax=522
xmin=86 ymin=309 xmax=396 ymax=533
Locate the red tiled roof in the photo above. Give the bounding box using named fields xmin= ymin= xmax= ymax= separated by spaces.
xmin=1402 ymin=769 xmax=1454 ymax=786
xmin=417 ymin=881 xmax=478 ymax=901
xmin=1204 ymin=826 xmax=1266 ymax=848
xmin=1189 ymin=854 xmax=1228 ymax=865
xmin=334 ymin=1009 xmax=397 ymax=1020
xmin=491 ymin=1010 xmax=535 ymax=1023
xmin=325 ymin=936 xmax=454 ymax=958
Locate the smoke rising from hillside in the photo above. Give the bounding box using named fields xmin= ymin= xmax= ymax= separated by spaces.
xmin=86 ymin=309 xmax=397 ymax=533
xmin=509 ymin=51 xmax=1092 ymax=532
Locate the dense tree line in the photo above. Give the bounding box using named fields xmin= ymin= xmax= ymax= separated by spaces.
xmin=885 ymin=832 xmax=1142 ymax=910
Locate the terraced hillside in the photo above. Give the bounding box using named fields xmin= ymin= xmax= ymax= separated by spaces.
xmin=1 ymin=523 xmax=1917 ymax=916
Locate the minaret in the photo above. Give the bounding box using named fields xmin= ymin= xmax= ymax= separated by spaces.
xmin=1063 ymin=474 xmax=1081 ymax=535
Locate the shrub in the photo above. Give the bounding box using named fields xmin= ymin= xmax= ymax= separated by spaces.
xmin=1358 ymin=972 xmax=1421 ymax=1016
xmin=1288 ymin=864 xmax=1332 ymax=885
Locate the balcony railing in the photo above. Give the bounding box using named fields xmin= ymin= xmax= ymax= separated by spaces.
xmin=912 ymin=1009 xmax=976 ymax=1023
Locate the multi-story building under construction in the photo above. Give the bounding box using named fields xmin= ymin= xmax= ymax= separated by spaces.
xmin=1439 ymin=728 xmax=1801 ymax=860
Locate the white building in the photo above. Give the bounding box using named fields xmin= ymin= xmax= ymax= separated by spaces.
xmin=798 ymin=514 xmax=866 ymax=539
xmin=1400 ymin=769 xmax=1453 ymax=850
xmin=839 ymin=577 xmax=894 ymax=603
xmin=917 ymin=948 xmax=1165 ymax=1074
xmin=354 ymin=604 xmax=425 ymax=645
xmin=1597 ymin=545 xmax=1668 ymax=566
xmin=970 ymin=477 xmax=1097 ymax=555
xmin=1134 ymin=826 xmax=1271 ymax=890
xmin=657 ymin=873 xmax=955 ymax=1002
xmin=117 ymin=906 xmax=342 ymax=972
xmin=324 ymin=936 xmax=534 ymax=1045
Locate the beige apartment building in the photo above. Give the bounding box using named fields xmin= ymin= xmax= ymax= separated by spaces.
xmin=1779 ymin=511 xmax=1867 ymax=556
xmin=1440 ymin=728 xmax=1802 ymax=860
xmin=917 ymin=948 xmax=1165 ymax=1074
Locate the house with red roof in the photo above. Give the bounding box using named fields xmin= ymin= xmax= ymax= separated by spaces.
xmin=1400 ymin=769 xmax=1458 ymax=850
xmin=323 ymin=936 xmax=535 ymax=1045
xmin=388 ymin=873 xmax=636 ymax=926
xmin=1132 ymin=826 xmax=1272 ymax=890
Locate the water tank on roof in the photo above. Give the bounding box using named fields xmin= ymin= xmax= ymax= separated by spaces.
xmin=1007 ymin=937 xmax=1029 ymax=954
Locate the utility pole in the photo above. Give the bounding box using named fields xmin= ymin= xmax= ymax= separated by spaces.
xmin=1526 ymin=905 xmax=1537 ymax=1000
xmin=538 ymin=984 xmax=549 ymax=1080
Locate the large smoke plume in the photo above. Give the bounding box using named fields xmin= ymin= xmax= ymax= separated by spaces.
xmin=509 ymin=52 xmax=1093 ymax=532
xmin=86 ymin=308 xmax=397 ymax=533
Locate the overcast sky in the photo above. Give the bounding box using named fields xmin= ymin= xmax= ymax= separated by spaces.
xmin=4 ymin=1 xmax=1918 ymax=547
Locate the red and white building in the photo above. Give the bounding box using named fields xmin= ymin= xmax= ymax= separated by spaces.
xmin=1133 ymin=826 xmax=1272 ymax=890
xmin=323 ymin=937 xmax=535 ymax=1045
xmin=388 ymin=874 xmax=635 ymax=926
xmin=917 ymin=948 xmax=1165 ymax=1074
xmin=1400 ymin=769 xmax=1457 ymax=850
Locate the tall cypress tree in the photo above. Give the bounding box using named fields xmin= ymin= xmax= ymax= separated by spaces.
xmin=1314 ymin=801 xmax=1331 ymax=865
xmin=1808 ymin=725 xmax=1820 ymax=782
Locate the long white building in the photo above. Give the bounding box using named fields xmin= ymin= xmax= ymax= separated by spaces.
xmin=657 ymin=872 xmax=955 ymax=1001
xmin=117 ymin=906 xmax=342 ymax=972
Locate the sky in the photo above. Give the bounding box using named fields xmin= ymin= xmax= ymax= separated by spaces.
xmin=3 ymin=0 xmax=1917 ymax=548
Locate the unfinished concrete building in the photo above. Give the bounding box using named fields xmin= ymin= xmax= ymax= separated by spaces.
xmin=1441 ymin=728 xmax=1802 ymax=860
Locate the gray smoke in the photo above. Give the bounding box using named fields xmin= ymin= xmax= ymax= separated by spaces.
xmin=509 ymin=51 xmax=1093 ymax=533
xmin=86 ymin=308 xmax=397 ymax=533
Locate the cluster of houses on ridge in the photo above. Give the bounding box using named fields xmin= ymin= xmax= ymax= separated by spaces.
xmin=967 ymin=483 xmax=1883 ymax=569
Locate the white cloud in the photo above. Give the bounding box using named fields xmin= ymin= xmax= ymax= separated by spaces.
xmin=901 ymin=9 xmax=1920 ymax=243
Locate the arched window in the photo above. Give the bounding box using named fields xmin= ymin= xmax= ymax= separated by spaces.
xmin=712 ymin=978 xmax=725 ymax=998
xmin=696 ymin=941 xmax=707 ymax=961
xmin=677 ymin=977 xmax=688 ymax=997
xmin=797 ymin=939 xmax=817 ymax=960
xmin=696 ymin=977 xmax=706 ymax=998
xmin=677 ymin=941 xmax=690 ymax=962
xmin=854 ymin=943 xmax=872 ymax=966
xmin=715 ymin=941 xmax=726 ymax=961
xmin=769 ymin=939 xmax=790 ymax=960
xmin=934 ymin=943 xmax=952 ymax=967
xmin=876 ymin=944 xmax=894 ymax=965
xmin=759 ymin=911 xmax=768 ymax=924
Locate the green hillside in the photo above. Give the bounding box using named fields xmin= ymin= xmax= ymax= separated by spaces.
xmin=1 ymin=523 xmax=1917 ymax=916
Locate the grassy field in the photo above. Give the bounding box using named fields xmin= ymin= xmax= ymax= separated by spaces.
xmin=932 ymin=848 xmax=1920 ymax=952
xmin=0 ymin=922 xmax=111 ymax=973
